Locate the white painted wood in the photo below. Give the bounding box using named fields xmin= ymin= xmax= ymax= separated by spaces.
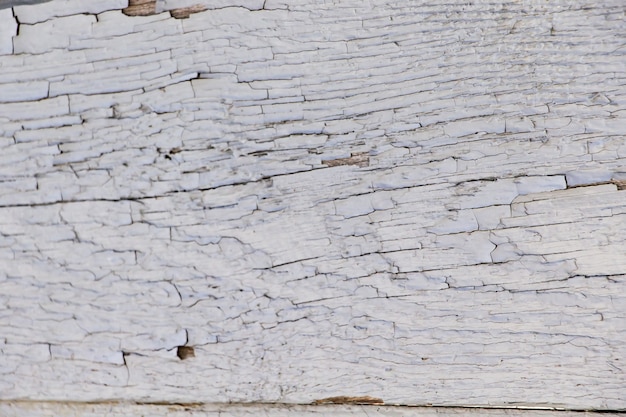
xmin=0 ymin=0 xmax=625 ymax=414
xmin=1 ymin=402 xmax=624 ymax=417
xmin=0 ymin=0 xmax=51 ymax=8
xmin=0 ymin=8 xmax=16 ymax=54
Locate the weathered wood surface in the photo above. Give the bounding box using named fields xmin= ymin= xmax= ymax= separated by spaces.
xmin=0 ymin=0 xmax=625 ymax=413
xmin=1 ymin=402 xmax=625 ymax=417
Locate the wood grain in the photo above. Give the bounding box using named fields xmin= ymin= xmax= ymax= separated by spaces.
xmin=313 ymin=396 xmax=385 ymax=405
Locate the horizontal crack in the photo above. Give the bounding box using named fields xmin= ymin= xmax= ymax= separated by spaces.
xmin=0 ymin=400 xmax=624 ymax=413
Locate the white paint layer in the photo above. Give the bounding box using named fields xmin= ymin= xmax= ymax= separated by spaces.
xmin=0 ymin=8 xmax=16 ymax=55
xmin=0 ymin=0 xmax=624 ymax=413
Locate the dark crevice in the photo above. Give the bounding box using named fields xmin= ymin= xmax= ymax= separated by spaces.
xmin=176 ymin=346 xmax=195 ymax=360
xmin=2 ymin=170 xmax=616 ymax=210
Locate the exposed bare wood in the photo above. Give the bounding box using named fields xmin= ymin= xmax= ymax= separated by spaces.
xmin=122 ymin=0 xmax=156 ymax=16
xmin=170 ymin=4 xmax=207 ymax=19
xmin=323 ymin=153 xmax=370 ymax=168
xmin=313 ymin=396 xmax=385 ymax=405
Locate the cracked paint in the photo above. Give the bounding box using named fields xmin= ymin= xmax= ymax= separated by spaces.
xmin=0 ymin=0 xmax=625 ymax=415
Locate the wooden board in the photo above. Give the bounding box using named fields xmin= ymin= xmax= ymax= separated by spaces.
xmin=1 ymin=402 xmax=625 ymax=417
xmin=0 ymin=0 xmax=624 ymax=413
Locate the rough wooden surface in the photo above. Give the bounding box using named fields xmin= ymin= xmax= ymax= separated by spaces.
xmin=0 ymin=0 xmax=625 ymax=413
xmin=1 ymin=402 xmax=624 ymax=417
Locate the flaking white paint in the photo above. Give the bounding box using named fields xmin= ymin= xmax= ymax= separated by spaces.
xmin=0 ymin=0 xmax=625 ymax=415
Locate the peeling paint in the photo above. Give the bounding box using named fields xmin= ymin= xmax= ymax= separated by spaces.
xmin=0 ymin=0 xmax=624 ymax=414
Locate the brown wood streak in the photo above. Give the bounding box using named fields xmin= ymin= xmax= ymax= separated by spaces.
xmin=170 ymin=5 xmax=207 ymax=19
xmin=324 ymin=153 xmax=370 ymax=167
xmin=122 ymin=0 xmax=157 ymax=16
xmin=313 ymin=396 xmax=384 ymax=405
